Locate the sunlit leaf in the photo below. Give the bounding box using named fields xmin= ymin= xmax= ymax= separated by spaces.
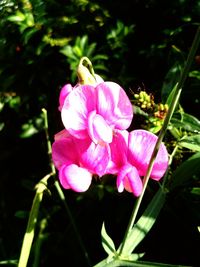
xmin=117 ymin=188 xmax=166 ymax=255
xmin=189 ymin=70 xmax=200 ymax=80
xmin=178 ymin=134 xmax=200 ymax=151
xmin=169 ymin=152 xmax=200 ymax=190
xmin=161 ymin=64 xmax=182 ymax=103
xmin=170 ymin=112 xmax=200 ymax=133
xmin=190 ymin=187 xmax=200 ymax=196
xmin=165 ymin=83 xmax=178 ymax=107
xmin=7 ymin=11 xmax=25 ymax=23
xmin=101 ymin=222 xmax=116 ymax=256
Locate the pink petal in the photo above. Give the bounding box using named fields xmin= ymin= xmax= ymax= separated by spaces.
xmin=107 ymin=130 xmax=129 ymax=174
xmin=54 ymin=129 xmax=70 ymax=141
xmin=52 ymin=132 xmax=78 ymax=169
xmin=116 ymin=164 xmax=132 ymax=192
xmin=96 ymin=82 xmax=133 ymax=130
xmin=88 ymin=111 xmax=113 ymax=144
xmin=58 ymin=165 xmax=71 ymax=189
xmin=128 ymin=130 xmax=168 ymax=180
xmin=94 ymin=74 xmax=104 ymax=84
xmin=59 ymin=164 xmax=92 ymax=192
xmin=126 ymin=167 xmax=143 ymax=197
xmin=116 ymin=164 xmax=143 ymax=197
xmin=61 ymin=85 xmax=96 ymax=139
xmin=76 ymin=137 xmax=110 ymax=177
xmin=58 ymin=84 xmax=73 ymax=111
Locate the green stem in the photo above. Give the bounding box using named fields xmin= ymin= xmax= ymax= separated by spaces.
xmin=118 ymin=25 xmax=200 ymax=256
xmin=42 ymin=108 xmax=92 ymax=266
xmin=18 ymin=173 xmax=52 ymax=267
xmin=42 ymin=108 xmax=56 ymax=175
xmin=161 ymin=144 xmax=179 ymax=189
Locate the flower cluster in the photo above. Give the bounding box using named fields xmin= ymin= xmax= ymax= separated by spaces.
xmin=52 ymin=59 xmax=168 ymax=197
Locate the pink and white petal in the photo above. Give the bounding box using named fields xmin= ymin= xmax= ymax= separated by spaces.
xmin=59 ymin=165 xmax=71 ymax=189
xmin=126 ymin=167 xmax=143 ymax=197
xmin=94 ymin=74 xmax=104 ymax=84
xmin=61 ymin=85 xmax=96 ymax=139
xmin=116 ymin=164 xmax=132 ymax=193
xmin=128 ymin=130 xmax=168 ymax=180
xmin=58 ymin=84 xmax=73 ymax=111
xmin=54 ymin=129 xmax=70 ymax=141
xmin=59 ymin=164 xmax=92 ymax=192
xmin=88 ymin=111 xmax=113 ymax=144
xmin=107 ymin=130 xmax=129 ymax=174
xmin=52 ymin=135 xmax=78 ymax=169
xmin=96 ymin=82 xmax=133 ymax=130
xmin=77 ymin=138 xmax=110 ymax=177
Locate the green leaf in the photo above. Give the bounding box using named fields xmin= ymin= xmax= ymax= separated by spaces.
xmin=191 ymin=187 xmax=200 ymax=196
xmin=0 ymin=259 xmax=18 ymax=265
xmin=170 ymin=112 xmax=200 ymax=133
xmin=119 ymin=252 xmax=145 ymax=261
xmin=80 ymin=35 xmax=88 ymax=51
xmin=178 ymin=134 xmax=200 ymax=151
xmin=189 ymin=70 xmax=200 ymax=80
xmin=92 ymin=54 xmax=108 ymax=61
xmin=7 ymin=11 xmax=25 ymax=23
xmin=86 ymin=43 xmax=96 ymax=57
xmin=169 ymin=152 xmax=200 ymax=190
xmin=73 ymin=45 xmax=83 ymax=57
xmin=93 ymin=258 xmax=191 ymax=267
xmin=161 ymin=64 xmax=182 ymax=103
xmin=101 ymin=222 xmax=116 ymax=256
xmin=165 ymin=83 xmax=178 ymax=107
xmin=118 ymin=188 xmax=166 ymax=255
xmin=133 ymin=106 xmax=148 ymax=117
xmin=23 ymin=28 xmax=38 ymax=44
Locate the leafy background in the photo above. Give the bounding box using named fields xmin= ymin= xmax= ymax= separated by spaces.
xmin=0 ymin=0 xmax=200 ymax=266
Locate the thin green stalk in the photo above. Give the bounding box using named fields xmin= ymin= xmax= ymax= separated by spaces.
xmin=161 ymin=144 xmax=179 ymax=189
xmin=118 ymin=25 xmax=200 ymax=256
xmin=18 ymin=173 xmax=52 ymax=267
xmin=42 ymin=108 xmax=56 ymax=175
xmin=42 ymin=108 xmax=92 ymax=266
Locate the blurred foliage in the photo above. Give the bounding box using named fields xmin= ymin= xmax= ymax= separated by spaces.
xmin=0 ymin=0 xmax=200 ymax=266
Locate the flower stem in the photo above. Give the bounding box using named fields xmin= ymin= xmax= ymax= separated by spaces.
xmin=42 ymin=108 xmax=92 ymax=266
xmin=18 ymin=173 xmax=52 ymax=267
xmin=118 ymin=25 xmax=200 ymax=256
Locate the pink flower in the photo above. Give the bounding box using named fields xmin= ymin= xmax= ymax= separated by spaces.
xmin=58 ymin=74 xmax=103 ymax=111
xmin=61 ymin=82 xmax=133 ymax=144
xmin=52 ymin=129 xmax=110 ymax=192
xmin=128 ymin=130 xmax=169 ymax=180
xmin=109 ymin=130 xmax=168 ymax=197
xmin=58 ymin=84 xmax=73 ymax=111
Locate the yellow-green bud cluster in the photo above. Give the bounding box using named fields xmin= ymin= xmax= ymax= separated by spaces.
xmin=133 ymin=91 xmax=155 ymax=110
xmin=154 ymin=103 xmax=168 ymax=119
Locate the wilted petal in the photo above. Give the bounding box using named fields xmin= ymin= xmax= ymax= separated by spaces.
xmin=59 ymin=84 xmax=73 ymax=111
xmin=61 ymin=85 xmax=96 ymax=139
xmin=88 ymin=110 xmax=113 ymax=144
xmin=96 ymin=82 xmax=133 ymax=130
xmin=59 ymin=164 xmax=92 ymax=192
xmin=128 ymin=130 xmax=168 ymax=180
